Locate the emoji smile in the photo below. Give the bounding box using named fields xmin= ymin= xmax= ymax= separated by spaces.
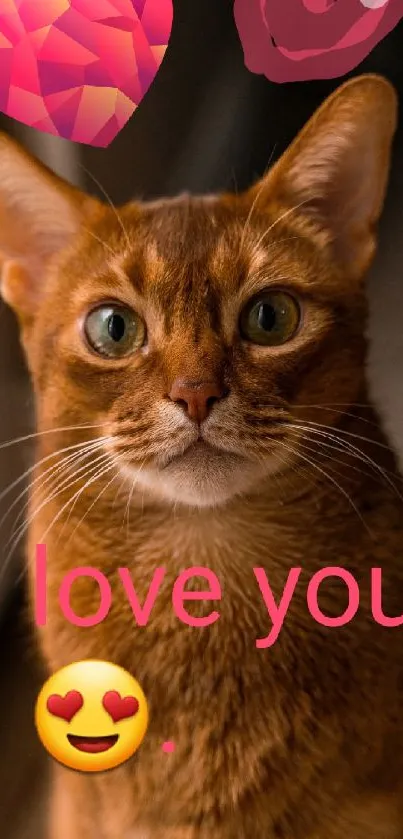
xmin=67 ymin=734 xmax=119 ymax=753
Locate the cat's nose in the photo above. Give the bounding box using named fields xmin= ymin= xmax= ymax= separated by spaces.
xmin=168 ymin=378 xmax=227 ymax=423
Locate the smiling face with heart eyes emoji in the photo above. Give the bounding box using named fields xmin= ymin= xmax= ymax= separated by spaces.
xmin=35 ymin=660 xmax=148 ymax=772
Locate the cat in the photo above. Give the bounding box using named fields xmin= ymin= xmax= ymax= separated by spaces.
xmin=1 ymin=73 xmax=403 ymax=839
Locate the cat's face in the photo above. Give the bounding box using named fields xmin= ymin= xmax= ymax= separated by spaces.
xmin=22 ymin=194 xmax=367 ymax=508
xmin=0 ymin=75 xmax=397 ymax=508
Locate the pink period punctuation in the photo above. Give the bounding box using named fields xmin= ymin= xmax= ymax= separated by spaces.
xmin=162 ymin=741 xmax=176 ymax=753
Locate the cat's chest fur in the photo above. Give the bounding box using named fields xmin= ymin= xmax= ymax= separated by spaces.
xmin=29 ymin=471 xmax=403 ymax=837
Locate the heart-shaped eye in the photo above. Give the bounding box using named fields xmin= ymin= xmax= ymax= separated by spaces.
xmin=103 ymin=691 xmax=139 ymax=722
xmin=46 ymin=690 xmax=84 ymax=723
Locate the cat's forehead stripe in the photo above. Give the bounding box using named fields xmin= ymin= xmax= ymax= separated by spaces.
xmin=117 ymin=200 xmax=238 ymax=332
xmin=111 ymin=196 xmax=301 ymax=338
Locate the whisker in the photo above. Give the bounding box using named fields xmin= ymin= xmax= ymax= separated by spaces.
xmin=63 ymin=458 xmax=133 ymax=544
xmin=112 ymin=477 xmax=127 ymax=514
xmin=297 ymin=402 xmax=385 ymax=410
xmin=289 ymin=420 xmax=401 ymax=478
xmin=5 ymin=452 xmax=106 ymax=557
xmin=0 ymin=423 xmax=106 ymax=455
xmin=252 ymin=200 xmax=310 ymax=253
xmin=85 ymin=227 xmax=119 ymax=258
xmin=1 ymin=449 xmax=115 ymax=583
xmin=122 ymin=457 xmax=148 ymax=534
xmin=43 ymin=451 xmax=115 ymax=548
xmin=275 ymin=437 xmax=372 ymax=536
xmin=13 ymin=457 xmax=118 ymax=589
xmin=270 ymin=444 xmax=316 ymax=491
xmin=287 ymin=423 xmax=403 ymax=503
xmin=38 ymin=451 xmax=113 ymax=546
xmin=286 ymin=430 xmax=387 ymax=487
xmin=80 ymin=164 xmax=131 ymax=251
xmin=54 ymin=458 xmax=119 ymax=551
xmin=3 ymin=440 xmax=112 ymax=544
xmin=0 ymin=436 xmax=110 ymax=526
xmin=294 ymin=404 xmax=378 ymax=427
xmin=238 ymin=149 xmax=277 ymax=256
xmin=289 ymin=418 xmax=395 ymax=454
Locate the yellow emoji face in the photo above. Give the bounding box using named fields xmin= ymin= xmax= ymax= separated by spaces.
xmin=35 ymin=660 xmax=148 ymax=772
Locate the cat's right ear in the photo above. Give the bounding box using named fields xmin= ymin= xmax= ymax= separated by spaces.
xmin=0 ymin=134 xmax=99 ymax=329
xmin=245 ymin=74 xmax=397 ymax=282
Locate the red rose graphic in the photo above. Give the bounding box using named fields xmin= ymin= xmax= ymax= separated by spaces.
xmin=234 ymin=0 xmax=403 ymax=83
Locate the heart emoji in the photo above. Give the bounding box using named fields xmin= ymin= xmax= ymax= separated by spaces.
xmin=0 ymin=0 xmax=173 ymax=147
xmin=103 ymin=690 xmax=139 ymax=722
xmin=47 ymin=690 xmax=84 ymax=722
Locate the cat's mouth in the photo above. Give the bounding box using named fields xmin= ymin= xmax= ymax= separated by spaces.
xmin=117 ymin=435 xmax=261 ymax=508
xmin=160 ymin=438 xmax=219 ymax=468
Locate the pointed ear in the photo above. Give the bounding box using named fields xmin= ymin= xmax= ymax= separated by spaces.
xmin=0 ymin=134 xmax=99 ymax=328
xmin=249 ymin=74 xmax=398 ymax=280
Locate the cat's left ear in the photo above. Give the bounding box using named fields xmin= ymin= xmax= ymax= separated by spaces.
xmin=0 ymin=134 xmax=99 ymax=328
xmin=248 ymin=74 xmax=398 ymax=281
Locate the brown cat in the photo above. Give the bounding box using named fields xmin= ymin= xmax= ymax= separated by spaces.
xmin=1 ymin=74 xmax=403 ymax=839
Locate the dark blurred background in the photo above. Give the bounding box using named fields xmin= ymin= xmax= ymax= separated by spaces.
xmin=1 ymin=2 xmax=403 ymax=836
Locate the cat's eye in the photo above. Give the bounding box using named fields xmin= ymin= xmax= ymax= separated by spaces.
xmin=84 ymin=304 xmax=146 ymax=358
xmin=240 ymin=291 xmax=300 ymax=346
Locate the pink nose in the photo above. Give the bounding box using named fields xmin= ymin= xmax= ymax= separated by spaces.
xmin=168 ymin=378 xmax=226 ymax=423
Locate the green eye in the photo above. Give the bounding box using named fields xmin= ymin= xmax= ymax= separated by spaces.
xmin=240 ymin=291 xmax=300 ymax=346
xmin=84 ymin=304 xmax=146 ymax=358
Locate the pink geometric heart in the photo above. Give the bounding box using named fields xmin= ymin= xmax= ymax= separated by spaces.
xmin=0 ymin=0 xmax=173 ymax=147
